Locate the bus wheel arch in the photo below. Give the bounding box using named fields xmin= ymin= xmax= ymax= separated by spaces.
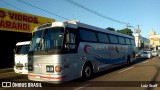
xmin=81 ymin=61 xmax=94 ymax=79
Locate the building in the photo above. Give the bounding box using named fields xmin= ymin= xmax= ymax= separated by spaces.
xmin=149 ymin=30 xmax=160 ymax=50
xmin=133 ymin=33 xmax=150 ymax=50
xmin=133 ymin=25 xmax=150 ymax=50
xmin=0 ymin=8 xmax=55 ymax=68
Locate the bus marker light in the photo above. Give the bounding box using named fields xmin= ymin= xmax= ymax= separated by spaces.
xmin=55 ymin=65 xmax=62 ymax=72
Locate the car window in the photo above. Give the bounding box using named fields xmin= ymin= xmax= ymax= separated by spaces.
xmin=143 ymin=52 xmax=148 ymax=54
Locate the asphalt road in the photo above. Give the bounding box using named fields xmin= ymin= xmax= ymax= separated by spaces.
xmin=0 ymin=57 xmax=160 ymax=90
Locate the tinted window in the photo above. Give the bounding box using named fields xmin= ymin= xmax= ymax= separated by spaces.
xmin=97 ymin=33 xmax=109 ymax=43
xmin=143 ymin=52 xmax=148 ymax=54
xmin=65 ymin=32 xmax=76 ymax=49
xmin=125 ymin=38 xmax=131 ymax=44
xmin=80 ymin=29 xmax=97 ymax=42
xmin=109 ymin=35 xmax=118 ymax=44
xmin=29 ymin=27 xmax=64 ymax=51
xmin=44 ymin=28 xmax=64 ymax=50
xmin=143 ymin=52 xmax=150 ymax=54
xmin=66 ymin=32 xmax=76 ymax=44
xmin=16 ymin=45 xmax=30 ymax=54
xmin=130 ymin=39 xmax=135 ymax=45
xmin=118 ymin=36 xmax=125 ymax=44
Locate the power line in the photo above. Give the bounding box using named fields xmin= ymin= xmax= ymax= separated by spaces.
xmin=65 ymin=0 xmax=129 ymax=26
xmin=17 ymin=0 xmax=70 ymax=20
xmin=0 ymin=0 xmax=27 ymax=12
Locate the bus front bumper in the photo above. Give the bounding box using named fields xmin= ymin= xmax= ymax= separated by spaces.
xmin=14 ymin=66 xmax=28 ymax=74
xmin=28 ymin=73 xmax=66 ymax=83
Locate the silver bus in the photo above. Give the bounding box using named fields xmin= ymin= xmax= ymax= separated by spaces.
xmin=28 ymin=20 xmax=136 ymax=83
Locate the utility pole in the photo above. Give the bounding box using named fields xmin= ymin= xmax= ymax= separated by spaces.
xmin=135 ymin=25 xmax=141 ymax=50
xmin=126 ymin=23 xmax=131 ymax=29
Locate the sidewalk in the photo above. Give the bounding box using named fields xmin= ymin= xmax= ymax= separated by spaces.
xmin=0 ymin=68 xmax=13 ymax=73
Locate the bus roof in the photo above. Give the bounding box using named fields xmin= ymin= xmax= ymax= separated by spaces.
xmin=16 ymin=41 xmax=30 ymax=46
xmin=35 ymin=20 xmax=134 ymax=39
xmin=64 ymin=20 xmax=134 ymax=39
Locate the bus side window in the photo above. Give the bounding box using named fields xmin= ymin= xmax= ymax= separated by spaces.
xmin=65 ymin=32 xmax=76 ymax=50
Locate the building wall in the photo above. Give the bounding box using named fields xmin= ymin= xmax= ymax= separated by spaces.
xmin=134 ymin=33 xmax=141 ymax=48
xmin=133 ymin=33 xmax=150 ymax=50
xmin=149 ymin=34 xmax=160 ymax=51
xmin=149 ymin=35 xmax=160 ymax=46
xmin=0 ymin=30 xmax=31 ymax=68
xmin=0 ymin=8 xmax=55 ymax=33
xmin=0 ymin=8 xmax=55 ymax=68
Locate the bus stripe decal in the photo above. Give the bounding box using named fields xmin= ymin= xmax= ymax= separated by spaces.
xmin=93 ymin=56 xmax=126 ymax=64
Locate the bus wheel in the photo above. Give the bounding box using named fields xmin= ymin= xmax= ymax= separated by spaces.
xmin=82 ymin=64 xmax=92 ymax=80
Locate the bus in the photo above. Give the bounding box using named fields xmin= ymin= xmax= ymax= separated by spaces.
xmin=28 ymin=20 xmax=136 ymax=82
xmin=14 ymin=41 xmax=30 ymax=74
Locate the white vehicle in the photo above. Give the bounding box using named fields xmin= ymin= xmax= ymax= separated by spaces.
xmin=28 ymin=20 xmax=136 ymax=83
xmin=141 ymin=51 xmax=152 ymax=59
xmin=151 ymin=50 xmax=158 ymax=56
xmin=14 ymin=41 xmax=30 ymax=74
xmin=136 ymin=50 xmax=143 ymax=57
xmin=158 ymin=50 xmax=160 ymax=58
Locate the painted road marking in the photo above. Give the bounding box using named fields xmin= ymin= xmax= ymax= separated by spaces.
xmin=74 ymin=84 xmax=90 ymax=90
xmin=118 ymin=67 xmax=134 ymax=73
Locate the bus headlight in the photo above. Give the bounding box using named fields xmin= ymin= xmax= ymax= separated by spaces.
xmin=46 ymin=65 xmax=54 ymax=72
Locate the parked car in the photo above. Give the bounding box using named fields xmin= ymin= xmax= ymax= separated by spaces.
xmin=141 ymin=51 xmax=153 ymax=59
xmin=136 ymin=50 xmax=143 ymax=57
xmin=151 ymin=50 xmax=158 ymax=56
xmin=157 ymin=50 xmax=160 ymax=58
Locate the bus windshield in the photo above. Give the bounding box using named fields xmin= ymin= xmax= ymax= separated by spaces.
xmin=29 ymin=27 xmax=64 ymax=52
xmin=16 ymin=45 xmax=30 ymax=54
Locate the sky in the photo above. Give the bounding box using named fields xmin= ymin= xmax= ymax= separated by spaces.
xmin=0 ymin=0 xmax=160 ymax=38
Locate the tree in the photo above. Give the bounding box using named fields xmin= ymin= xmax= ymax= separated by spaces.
xmin=106 ymin=27 xmax=115 ymax=31
xmin=117 ymin=28 xmax=133 ymax=36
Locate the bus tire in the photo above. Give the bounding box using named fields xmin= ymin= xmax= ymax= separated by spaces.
xmin=82 ymin=63 xmax=93 ymax=80
xmin=127 ymin=56 xmax=131 ymax=66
